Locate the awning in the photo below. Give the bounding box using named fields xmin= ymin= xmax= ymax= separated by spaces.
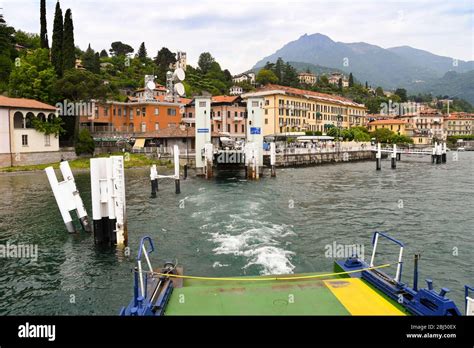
xmin=133 ymin=138 xmax=146 ymax=149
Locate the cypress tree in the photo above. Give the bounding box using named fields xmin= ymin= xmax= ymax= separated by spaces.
xmin=51 ymin=1 xmax=63 ymax=76
xmin=40 ymin=0 xmax=49 ymax=48
xmin=137 ymin=42 xmax=147 ymax=60
xmin=99 ymin=49 xmax=108 ymax=58
xmin=62 ymin=9 xmax=75 ymax=71
xmin=348 ymin=72 xmax=354 ymax=87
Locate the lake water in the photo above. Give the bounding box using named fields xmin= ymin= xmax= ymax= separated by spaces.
xmin=0 ymin=152 xmax=472 ymax=314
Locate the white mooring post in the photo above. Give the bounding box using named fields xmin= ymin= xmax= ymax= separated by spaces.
xmin=45 ymin=161 xmax=91 ymax=233
xmin=376 ymin=143 xmax=382 ymax=170
xmin=270 ymin=142 xmax=276 ymax=177
xmin=391 ymin=144 xmax=397 ymax=169
xmin=442 ymin=142 xmax=447 ymax=163
xmin=435 ymin=142 xmax=441 ymax=164
xmin=152 ymin=145 xmax=181 ymax=194
xmin=90 ymin=156 xmax=127 ymax=246
xmin=173 ymin=145 xmax=181 ymax=194
xmin=150 ymin=164 xmax=158 ymax=198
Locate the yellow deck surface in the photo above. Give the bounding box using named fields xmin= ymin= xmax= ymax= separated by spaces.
xmin=323 ymin=278 xmax=405 ymax=316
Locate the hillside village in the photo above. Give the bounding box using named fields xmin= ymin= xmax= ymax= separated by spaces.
xmin=0 ymin=1 xmax=473 ymax=168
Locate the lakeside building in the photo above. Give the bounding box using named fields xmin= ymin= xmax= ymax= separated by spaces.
xmin=399 ymin=111 xmax=446 ymax=142
xmin=183 ymin=96 xmax=247 ymax=138
xmin=242 ymin=84 xmax=367 ymax=135
xmin=0 ymin=96 xmax=59 ymax=168
xmin=367 ymin=119 xmax=408 ymax=135
xmin=79 ymin=95 xmax=190 ymax=135
xmin=298 ymin=72 xmax=317 ymax=85
xmin=444 ymin=113 xmax=474 ymax=136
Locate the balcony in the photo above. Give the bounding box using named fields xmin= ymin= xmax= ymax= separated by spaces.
xmin=212 ymin=115 xmax=222 ymax=121
xmin=181 ymin=117 xmax=195 ymax=124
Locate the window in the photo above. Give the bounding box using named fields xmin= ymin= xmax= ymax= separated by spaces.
xmin=142 ymin=107 xmax=146 ymax=116
xmin=217 ymin=124 xmax=221 ymax=130
xmin=167 ymin=108 xmax=176 ymax=116
xmin=104 ymin=108 xmax=108 ymax=116
xmin=129 ymin=109 xmax=133 ymax=120
xmin=141 ymin=122 xmax=146 ymax=132
xmin=234 ymin=111 xmax=238 ymax=118
xmin=113 ymin=108 xmax=116 ymax=116
xmin=241 ymin=124 xmax=244 ymax=133
xmin=22 ymin=134 xmax=28 ymax=146
xmin=265 ymin=109 xmax=268 ymax=115
xmin=136 ymin=108 xmax=141 ymax=116
xmin=227 ymin=124 xmax=231 ymax=133
xmin=235 ymin=124 xmax=238 ymax=133
xmin=199 ymin=101 xmax=206 ymax=107
xmin=227 ymin=111 xmax=231 ymax=118
xmin=155 ymin=108 xmax=159 ymax=115
xmin=217 ymin=111 xmax=221 ymax=117
xmin=118 ymin=108 xmax=122 ymax=116
xmin=155 ymin=123 xmax=159 ymax=131
xmin=265 ymin=100 xmax=269 ymax=106
xmin=265 ymin=118 xmax=268 ymax=125
xmin=44 ymin=134 xmax=51 ymax=146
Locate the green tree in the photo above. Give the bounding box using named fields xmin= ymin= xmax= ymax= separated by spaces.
xmin=370 ymin=128 xmax=394 ymax=143
xmin=51 ymin=1 xmax=63 ymax=76
xmin=54 ymin=69 xmax=111 ymax=140
xmin=198 ymin=52 xmax=215 ymax=75
xmin=281 ymin=63 xmax=299 ymax=87
xmin=349 ymin=73 xmax=354 ymax=87
xmin=375 ymin=86 xmax=385 ymax=97
xmin=40 ymin=0 xmax=49 ymax=49
xmin=0 ymin=13 xmax=16 ymax=90
xmin=338 ymin=78 xmax=343 ymax=91
xmin=256 ymin=69 xmax=278 ymax=85
xmin=14 ymin=31 xmax=40 ymax=49
xmin=62 ymin=9 xmax=75 ymax=71
xmin=137 ymin=42 xmax=147 ymax=61
xmin=82 ymin=44 xmax=100 ymax=73
xmin=75 ymin=128 xmax=95 ymax=155
xmin=8 ymin=48 xmax=57 ymax=104
xmin=109 ymin=41 xmax=134 ymax=56
xmin=99 ymin=49 xmax=108 ymax=58
xmin=153 ymin=47 xmax=176 ymax=83
xmin=394 ymin=88 xmax=407 ymax=102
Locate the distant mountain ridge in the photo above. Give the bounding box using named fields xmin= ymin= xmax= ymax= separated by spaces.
xmin=253 ymin=33 xmax=474 ymax=102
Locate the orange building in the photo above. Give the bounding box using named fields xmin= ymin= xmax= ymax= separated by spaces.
xmin=80 ymin=95 xmax=191 ymax=134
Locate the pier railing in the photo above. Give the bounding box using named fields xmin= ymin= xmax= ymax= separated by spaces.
xmin=264 ymin=146 xmax=371 ymax=155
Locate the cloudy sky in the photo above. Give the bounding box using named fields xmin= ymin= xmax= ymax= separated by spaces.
xmin=1 ymin=0 xmax=473 ymax=74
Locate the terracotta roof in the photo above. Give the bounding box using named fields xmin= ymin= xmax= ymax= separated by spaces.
xmin=251 ymin=84 xmax=365 ymax=108
xmin=136 ymin=126 xmax=219 ymax=139
xmin=446 ymin=115 xmax=474 ymax=120
xmin=0 ymin=95 xmax=56 ymax=111
xmin=211 ymin=95 xmax=239 ymax=103
xmin=368 ymin=119 xmax=408 ymax=125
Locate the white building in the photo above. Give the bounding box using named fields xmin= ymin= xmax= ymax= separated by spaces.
xmin=0 ymin=96 xmax=59 ymax=168
xmin=232 ymin=72 xmax=256 ymax=85
xmin=229 ymin=85 xmax=243 ymax=95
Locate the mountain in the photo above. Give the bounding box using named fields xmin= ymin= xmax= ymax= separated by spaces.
xmin=253 ymin=33 xmax=473 ymax=93
xmin=407 ymin=70 xmax=474 ymax=104
xmin=387 ymin=46 xmax=474 ymax=76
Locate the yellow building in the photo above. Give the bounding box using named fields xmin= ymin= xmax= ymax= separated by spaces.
xmin=367 ymin=119 xmax=408 ymax=135
xmin=242 ymin=84 xmax=367 ymax=135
